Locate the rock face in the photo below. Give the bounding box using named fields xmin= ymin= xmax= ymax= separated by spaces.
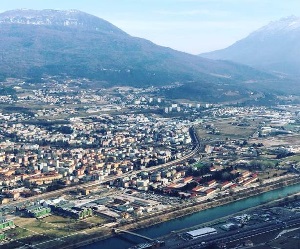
xmin=201 ymin=16 xmax=300 ymax=77
xmin=0 ymin=9 xmax=126 ymax=33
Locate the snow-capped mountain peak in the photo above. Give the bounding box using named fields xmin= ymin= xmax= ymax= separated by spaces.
xmin=201 ymin=15 xmax=300 ymax=77
xmin=256 ymin=15 xmax=300 ymax=34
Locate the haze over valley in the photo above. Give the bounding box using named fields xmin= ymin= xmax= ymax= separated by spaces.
xmin=1 ymin=3 xmax=300 ymax=249
xmin=0 ymin=9 xmax=299 ymax=103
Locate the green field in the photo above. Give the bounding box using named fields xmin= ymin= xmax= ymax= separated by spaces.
xmin=2 ymin=214 xmax=109 ymax=249
xmin=196 ymin=118 xmax=258 ymax=140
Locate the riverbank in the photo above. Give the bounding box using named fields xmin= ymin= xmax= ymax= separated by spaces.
xmin=159 ymin=186 xmax=300 ymax=239
xmin=114 ymin=175 xmax=300 ymax=231
xmin=60 ymin=175 xmax=300 ymax=249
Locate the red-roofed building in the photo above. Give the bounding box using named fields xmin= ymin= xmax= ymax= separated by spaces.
xmin=205 ymin=188 xmax=217 ymax=195
xmin=182 ymin=176 xmax=193 ymax=183
xmin=167 ymin=183 xmax=178 ymax=188
xmin=192 ymin=185 xmax=203 ymax=192
xmin=220 ymin=181 xmax=232 ymax=189
xmin=230 ymin=184 xmax=237 ymax=189
xmin=193 ymin=177 xmax=202 ymax=183
xmin=242 ymin=171 xmax=251 ymax=178
xmin=207 ymin=180 xmax=217 ymax=187
xmin=242 ymin=176 xmax=258 ymax=186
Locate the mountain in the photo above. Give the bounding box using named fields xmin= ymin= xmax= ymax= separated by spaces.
xmin=201 ymin=16 xmax=300 ymax=77
xmin=0 ymin=9 xmax=291 ymax=102
xmin=0 ymin=9 xmax=127 ymax=34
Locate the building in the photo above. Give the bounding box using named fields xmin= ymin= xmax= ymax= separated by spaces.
xmin=128 ymin=240 xmax=165 ymax=249
xmin=192 ymin=185 xmax=203 ymax=192
xmin=220 ymin=181 xmax=232 ymax=189
xmin=0 ymin=233 xmax=6 ymax=241
xmin=221 ymin=223 xmax=239 ymax=231
xmin=49 ymin=202 xmax=93 ymax=220
xmin=205 ymin=188 xmax=217 ymax=196
xmin=186 ymin=227 xmax=217 ymax=239
xmin=24 ymin=206 xmax=51 ymax=218
xmin=182 ymin=176 xmax=193 ymax=183
xmin=0 ymin=220 xmax=14 ymax=230
xmin=206 ymin=180 xmax=217 ymax=187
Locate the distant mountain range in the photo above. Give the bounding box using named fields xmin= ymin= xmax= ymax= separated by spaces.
xmin=0 ymin=9 xmax=297 ymax=102
xmin=201 ymin=16 xmax=300 ymax=78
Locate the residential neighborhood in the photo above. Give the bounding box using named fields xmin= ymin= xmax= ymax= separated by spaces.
xmin=0 ymin=78 xmax=300 ymax=249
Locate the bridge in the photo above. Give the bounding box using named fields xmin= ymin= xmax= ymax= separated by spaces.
xmin=113 ymin=228 xmax=154 ymax=241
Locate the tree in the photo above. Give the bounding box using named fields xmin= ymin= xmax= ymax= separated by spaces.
xmin=221 ymin=172 xmax=231 ymax=181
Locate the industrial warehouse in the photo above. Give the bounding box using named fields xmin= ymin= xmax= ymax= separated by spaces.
xmin=185 ymin=227 xmax=217 ymax=240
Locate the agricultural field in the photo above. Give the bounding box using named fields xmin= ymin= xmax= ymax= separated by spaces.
xmin=250 ymin=134 xmax=300 ymax=148
xmin=1 ymin=214 xmax=109 ymax=249
xmin=196 ymin=117 xmax=259 ymax=140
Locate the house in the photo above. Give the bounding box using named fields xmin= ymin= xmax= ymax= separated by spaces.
xmin=182 ymin=176 xmax=193 ymax=183
xmin=205 ymin=188 xmax=217 ymax=196
xmin=207 ymin=180 xmax=217 ymax=187
xmin=192 ymin=185 xmax=203 ymax=192
xmin=220 ymin=181 xmax=232 ymax=189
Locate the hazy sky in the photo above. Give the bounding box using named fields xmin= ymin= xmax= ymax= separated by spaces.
xmin=1 ymin=0 xmax=300 ymax=54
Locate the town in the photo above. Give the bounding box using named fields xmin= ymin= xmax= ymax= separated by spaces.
xmin=0 ymin=77 xmax=300 ymax=249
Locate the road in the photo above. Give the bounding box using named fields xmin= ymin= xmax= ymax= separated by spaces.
xmin=162 ymin=214 xmax=300 ymax=249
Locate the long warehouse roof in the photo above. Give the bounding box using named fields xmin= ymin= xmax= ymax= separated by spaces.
xmin=187 ymin=227 xmax=216 ymax=237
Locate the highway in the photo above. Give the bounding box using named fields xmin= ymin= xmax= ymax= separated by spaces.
xmin=0 ymin=126 xmax=202 ymax=210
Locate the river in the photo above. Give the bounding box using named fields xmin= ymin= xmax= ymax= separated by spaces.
xmin=80 ymin=183 xmax=300 ymax=249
